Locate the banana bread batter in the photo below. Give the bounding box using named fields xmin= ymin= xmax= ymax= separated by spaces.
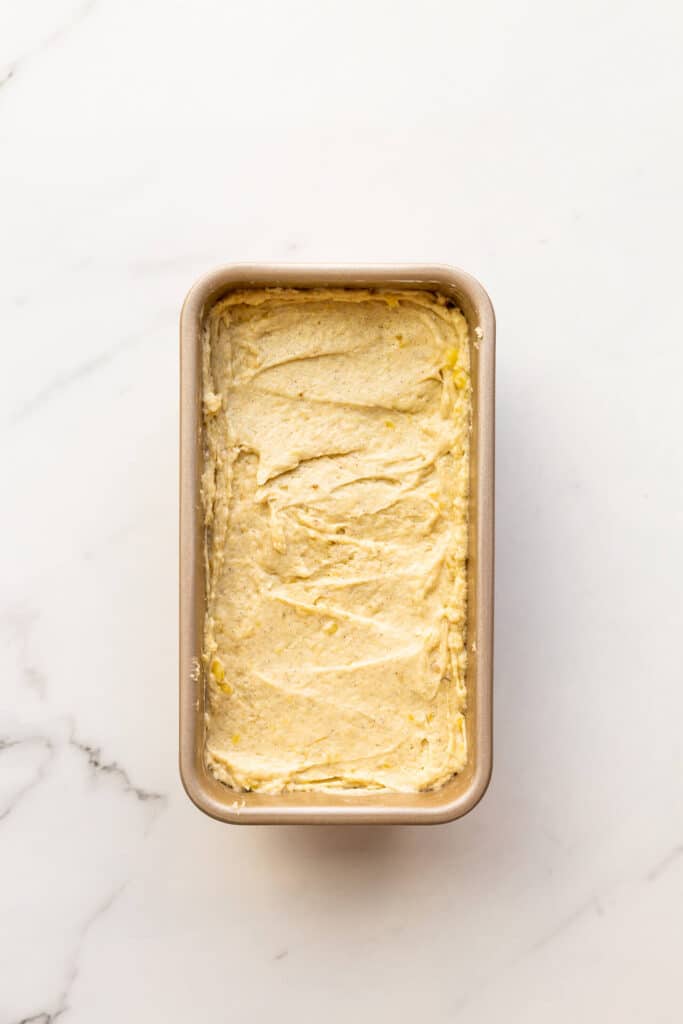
xmin=202 ymin=288 xmax=470 ymax=793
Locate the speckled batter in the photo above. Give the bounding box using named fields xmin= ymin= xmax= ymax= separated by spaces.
xmin=202 ymin=288 xmax=471 ymax=793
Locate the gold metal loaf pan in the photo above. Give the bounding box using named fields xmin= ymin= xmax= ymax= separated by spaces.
xmin=180 ymin=264 xmax=495 ymax=824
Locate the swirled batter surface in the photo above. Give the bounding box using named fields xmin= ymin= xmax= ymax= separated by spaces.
xmin=202 ymin=288 xmax=471 ymax=793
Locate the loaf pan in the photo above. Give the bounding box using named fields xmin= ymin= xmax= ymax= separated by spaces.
xmin=180 ymin=264 xmax=494 ymax=824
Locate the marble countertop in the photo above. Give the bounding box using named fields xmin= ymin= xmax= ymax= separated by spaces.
xmin=2 ymin=1 xmax=682 ymax=1021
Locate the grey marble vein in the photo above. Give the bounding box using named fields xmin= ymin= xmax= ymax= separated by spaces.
xmin=526 ymin=896 xmax=603 ymax=956
xmin=451 ymin=896 xmax=605 ymax=1015
xmin=0 ymin=0 xmax=96 ymax=92
xmin=0 ymin=727 xmax=165 ymax=825
xmin=0 ymin=736 xmax=55 ymax=822
xmin=647 ymin=844 xmax=683 ymax=882
xmin=68 ymin=731 xmax=165 ymax=803
xmin=6 ymin=306 xmax=176 ymax=429
xmin=11 ymin=884 xmax=125 ymax=1024
xmin=8 ymin=333 xmax=144 ymax=427
xmin=1 ymin=604 xmax=47 ymax=697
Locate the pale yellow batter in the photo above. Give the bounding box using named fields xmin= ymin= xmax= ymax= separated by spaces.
xmin=202 ymin=288 xmax=471 ymax=793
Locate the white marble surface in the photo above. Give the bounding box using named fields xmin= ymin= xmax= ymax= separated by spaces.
xmin=1 ymin=0 xmax=682 ymax=1020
